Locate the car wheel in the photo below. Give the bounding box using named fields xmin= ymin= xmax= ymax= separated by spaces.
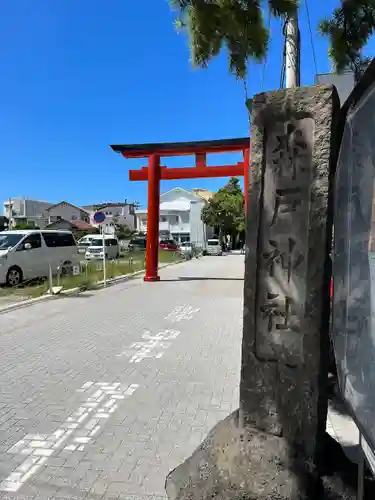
xmin=6 ymin=266 xmax=23 ymax=287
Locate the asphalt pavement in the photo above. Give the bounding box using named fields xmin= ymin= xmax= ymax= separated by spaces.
xmin=0 ymin=255 xmax=244 ymax=500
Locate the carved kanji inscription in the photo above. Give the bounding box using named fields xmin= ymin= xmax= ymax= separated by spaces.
xmin=255 ymin=118 xmax=314 ymax=366
xmin=262 ymin=237 xmax=304 ymax=282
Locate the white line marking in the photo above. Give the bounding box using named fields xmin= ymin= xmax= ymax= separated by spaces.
xmin=0 ymin=381 xmax=138 ymax=492
xmin=165 ymin=305 xmax=200 ymax=323
xmin=116 ymin=329 xmax=180 ymax=363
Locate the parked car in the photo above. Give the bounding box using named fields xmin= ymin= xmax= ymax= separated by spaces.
xmin=159 ymin=239 xmax=179 ymax=251
xmin=85 ymin=235 xmax=120 ymax=261
xmin=206 ymin=238 xmax=223 ymax=256
xmin=77 ymin=235 xmax=96 ymax=254
xmin=128 ymin=237 xmax=147 ymax=252
xmin=0 ymin=230 xmax=79 ymax=286
xmin=180 ymin=242 xmax=194 ymax=259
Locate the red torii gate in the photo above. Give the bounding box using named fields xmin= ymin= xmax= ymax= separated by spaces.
xmin=111 ymin=137 xmax=250 ymax=282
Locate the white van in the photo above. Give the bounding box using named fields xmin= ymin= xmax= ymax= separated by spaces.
xmin=206 ymin=238 xmax=222 ymax=256
xmin=77 ymin=235 xmax=96 ymax=254
xmin=0 ymin=230 xmax=79 ymax=286
xmin=85 ymin=235 xmax=120 ymax=261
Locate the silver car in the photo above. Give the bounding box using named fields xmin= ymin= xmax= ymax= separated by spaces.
xmin=206 ymin=239 xmax=222 ymax=256
xmin=180 ymin=242 xmax=194 ymax=259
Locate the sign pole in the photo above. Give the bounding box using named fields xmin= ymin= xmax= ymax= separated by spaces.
xmin=93 ymin=211 xmax=107 ymax=287
xmin=102 ymin=224 xmax=107 ymax=287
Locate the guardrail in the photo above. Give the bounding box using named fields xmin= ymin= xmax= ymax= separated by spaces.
xmin=0 ymin=249 xmax=182 ymax=301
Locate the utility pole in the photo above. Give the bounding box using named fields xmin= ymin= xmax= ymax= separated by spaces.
xmin=285 ymin=12 xmax=301 ymax=88
xmin=8 ymin=198 xmax=12 ymax=230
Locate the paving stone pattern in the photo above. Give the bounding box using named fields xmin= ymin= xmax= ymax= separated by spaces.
xmin=0 ymin=255 xmax=244 ymax=500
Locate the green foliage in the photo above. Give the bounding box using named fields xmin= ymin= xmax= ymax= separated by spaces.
xmin=170 ymin=0 xmax=298 ymax=78
xmin=115 ymin=224 xmax=136 ymax=239
xmin=13 ymin=222 xmax=37 ymax=230
xmin=201 ymin=177 xmax=245 ymax=235
xmin=319 ymin=0 xmax=375 ymax=81
xmin=171 ymin=0 xmax=374 ymax=84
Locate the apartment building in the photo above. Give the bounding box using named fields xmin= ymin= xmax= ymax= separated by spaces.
xmin=3 ymin=198 xmax=52 ymax=228
xmin=136 ymin=187 xmax=213 ymax=245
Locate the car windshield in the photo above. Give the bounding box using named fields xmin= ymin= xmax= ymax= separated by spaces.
xmin=89 ymin=240 xmax=103 ymax=247
xmin=0 ymin=233 xmax=25 ymax=249
xmin=79 ymin=241 xmax=91 ymax=247
xmin=207 ymin=240 xmax=219 ymax=246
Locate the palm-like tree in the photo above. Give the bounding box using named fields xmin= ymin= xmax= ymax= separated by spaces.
xmin=171 ymin=0 xmax=375 ymax=81
xmin=171 ymin=0 xmax=298 ymax=78
xmin=319 ymin=0 xmax=375 ymax=82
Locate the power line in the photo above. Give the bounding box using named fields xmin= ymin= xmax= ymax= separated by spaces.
xmin=261 ymin=7 xmax=272 ymax=91
xmin=304 ymin=0 xmax=318 ymax=77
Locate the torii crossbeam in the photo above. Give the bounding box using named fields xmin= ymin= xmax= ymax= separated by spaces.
xmin=111 ymin=137 xmax=250 ymax=282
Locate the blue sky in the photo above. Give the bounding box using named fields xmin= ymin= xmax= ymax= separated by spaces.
xmin=0 ymin=0 xmax=371 ymax=209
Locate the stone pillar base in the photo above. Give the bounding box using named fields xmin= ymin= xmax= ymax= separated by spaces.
xmin=165 ymin=410 xmax=361 ymax=500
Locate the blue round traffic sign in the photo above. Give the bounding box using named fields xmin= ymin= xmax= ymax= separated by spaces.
xmin=93 ymin=211 xmax=106 ymax=224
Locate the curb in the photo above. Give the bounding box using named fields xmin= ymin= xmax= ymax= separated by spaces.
xmin=0 ymin=259 xmax=186 ymax=316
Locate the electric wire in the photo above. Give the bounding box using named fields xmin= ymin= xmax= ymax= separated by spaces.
xmin=261 ymin=6 xmax=272 ymax=91
xmin=304 ymin=0 xmax=318 ymax=77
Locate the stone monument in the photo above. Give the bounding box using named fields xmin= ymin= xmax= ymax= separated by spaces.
xmin=165 ymin=85 xmax=345 ymax=499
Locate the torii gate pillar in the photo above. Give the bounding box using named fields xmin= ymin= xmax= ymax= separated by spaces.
xmin=110 ymin=137 xmax=250 ymax=283
xmin=144 ymin=154 xmax=161 ymax=282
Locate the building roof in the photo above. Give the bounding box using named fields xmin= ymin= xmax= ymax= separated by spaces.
xmin=70 ymin=220 xmax=96 ymax=230
xmin=110 ymin=137 xmax=250 ymax=158
xmin=46 ymin=219 xmax=95 ymax=231
xmin=47 ymin=201 xmax=89 ymax=215
xmin=160 ymin=200 xmax=192 ymax=211
xmin=81 ymin=202 xmax=134 ymax=211
xmin=192 ymin=188 xmax=213 ymax=201
xmin=135 ymin=187 xmax=208 ymax=213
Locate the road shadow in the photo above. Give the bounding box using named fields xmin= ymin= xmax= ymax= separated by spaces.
xmin=160 ymin=277 xmax=244 ymax=282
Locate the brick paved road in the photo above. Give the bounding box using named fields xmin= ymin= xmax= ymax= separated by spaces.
xmin=0 ymin=255 xmax=244 ymax=500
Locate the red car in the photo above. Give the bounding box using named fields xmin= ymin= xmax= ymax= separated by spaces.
xmin=159 ymin=239 xmax=179 ymax=251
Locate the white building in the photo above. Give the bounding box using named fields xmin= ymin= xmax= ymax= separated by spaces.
xmin=81 ymin=202 xmax=136 ymax=235
xmin=3 ymin=197 xmax=52 ymax=228
xmin=136 ymin=187 xmax=213 ymax=246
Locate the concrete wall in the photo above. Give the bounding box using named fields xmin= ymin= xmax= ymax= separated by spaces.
xmin=189 ymin=200 xmax=206 ymax=247
xmin=315 ymin=72 xmax=355 ymax=106
xmin=3 ymin=198 xmax=51 ymax=219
